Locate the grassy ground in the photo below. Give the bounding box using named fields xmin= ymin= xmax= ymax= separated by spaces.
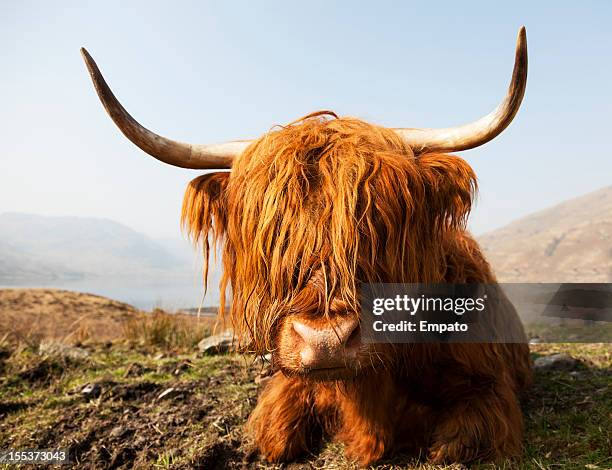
xmin=0 ymin=289 xmax=610 ymax=469
xmin=0 ymin=341 xmax=609 ymax=469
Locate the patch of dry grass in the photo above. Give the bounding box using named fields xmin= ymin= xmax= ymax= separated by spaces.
xmin=0 ymin=288 xmax=143 ymax=346
xmin=122 ymin=308 xmax=214 ymax=351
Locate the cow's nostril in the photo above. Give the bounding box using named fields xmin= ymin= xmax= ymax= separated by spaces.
xmin=292 ymin=320 xmax=317 ymax=345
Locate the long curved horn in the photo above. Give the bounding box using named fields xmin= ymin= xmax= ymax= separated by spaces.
xmin=80 ymin=48 xmax=249 ymax=169
xmin=394 ymin=26 xmax=527 ymax=155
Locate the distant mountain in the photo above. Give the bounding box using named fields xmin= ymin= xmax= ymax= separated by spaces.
xmin=155 ymin=236 xmax=201 ymax=264
xmin=0 ymin=213 xmax=196 ymax=283
xmin=479 ymin=186 xmax=612 ymax=282
xmin=0 ymin=240 xmax=82 ymax=282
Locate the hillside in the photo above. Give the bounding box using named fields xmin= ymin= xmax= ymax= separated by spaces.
xmin=479 ymin=186 xmax=612 ymax=282
xmin=0 ymin=288 xmax=143 ymax=344
xmin=0 ymin=288 xmax=216 ymax=347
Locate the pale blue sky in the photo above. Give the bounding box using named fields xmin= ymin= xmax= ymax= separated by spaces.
xmin=1 ymin=1 xmax=610 ymax=238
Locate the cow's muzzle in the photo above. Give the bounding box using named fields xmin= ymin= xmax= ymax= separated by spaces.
xmin=292 ymin=316 xmax=361 ymax=371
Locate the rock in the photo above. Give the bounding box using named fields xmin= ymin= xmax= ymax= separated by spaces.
xmin=39 ymin=341 xmax=89 ymax=359
xmin=81 ymin=383 xmax=102 ymax=398
xmin=534 ymin=353 xmax=578 ymax=372
xmin=198 ymin=331 xmax=234 ymax=355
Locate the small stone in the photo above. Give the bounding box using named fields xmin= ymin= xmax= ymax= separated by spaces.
xmin=534 ymin=353 xmax=578 ymax=372
xmin=39 ymin=341 xmax=90 ymax=359
xmin=198 ymin=331 xmax=234 ymax=355
xmin=109 ymin=426 xmax=130 ymax=438
xmin=81 ymin=383 xmax=101 ymax=398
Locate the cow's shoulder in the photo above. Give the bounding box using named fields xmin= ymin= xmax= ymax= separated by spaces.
xmin=441 ymin=231 xmax=495 ymax=283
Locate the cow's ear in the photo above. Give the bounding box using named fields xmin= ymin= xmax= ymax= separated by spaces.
xmin=418 ymin=154 xmax=477 ymax=229
xmin=181 ymin=171 xmax=229 ymax=257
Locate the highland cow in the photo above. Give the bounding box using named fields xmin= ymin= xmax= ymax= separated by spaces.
xmin=82 ymin=27 xmax=532 ymax=465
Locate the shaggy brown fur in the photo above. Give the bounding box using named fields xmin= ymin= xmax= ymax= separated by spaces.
xmin=181 ymin=112 xmax=532 ymax=465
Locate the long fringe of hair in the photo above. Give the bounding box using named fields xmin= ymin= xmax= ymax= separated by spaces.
xmin=182 ymin=112 xmax=477 ymax=354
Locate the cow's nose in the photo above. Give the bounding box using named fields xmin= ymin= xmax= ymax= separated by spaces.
xmin=292 ymin=316 xmax=360 ymax=370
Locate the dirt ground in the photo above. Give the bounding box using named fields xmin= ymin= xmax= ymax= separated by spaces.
xmin=0 ymin=289 xmax=610 ymax=469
